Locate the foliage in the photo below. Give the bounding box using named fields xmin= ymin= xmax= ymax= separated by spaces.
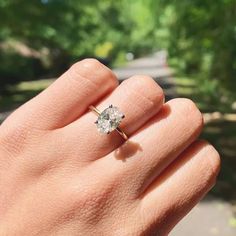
xmin=0 ymin=0 xmax=235 ymax=108
xmin=152 ymin=0 xmax=236 ymax=109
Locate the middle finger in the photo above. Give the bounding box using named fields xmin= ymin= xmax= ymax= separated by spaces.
xmin=99 ymin=98 xmax=203 ymax=197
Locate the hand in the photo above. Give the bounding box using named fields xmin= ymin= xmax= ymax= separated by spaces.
xmin=0 ymin=59 xmax=220 ymax=236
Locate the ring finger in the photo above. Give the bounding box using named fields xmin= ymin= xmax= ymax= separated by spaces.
xmin=61 ymin=75 xmax=164 ymax=161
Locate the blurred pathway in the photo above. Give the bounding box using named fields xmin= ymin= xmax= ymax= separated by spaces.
xmin=171 ymin=197 xmax=236 ymax=236
xmin=0 ymin=53 xmax=236 ymax=236
xmin=114 ymin=51 xmax=176 ymax=101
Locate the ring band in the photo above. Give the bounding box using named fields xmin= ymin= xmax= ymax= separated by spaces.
xmin=89 ymin=105 xmax=128 ymax=140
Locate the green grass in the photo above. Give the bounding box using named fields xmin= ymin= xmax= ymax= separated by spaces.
xmin=175 ymin=77 xmax=197 ymax=97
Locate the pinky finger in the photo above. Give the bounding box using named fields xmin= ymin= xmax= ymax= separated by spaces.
xmin=139 ymin=140 xmax=220 ymax=236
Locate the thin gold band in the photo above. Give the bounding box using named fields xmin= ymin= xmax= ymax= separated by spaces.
xmin=89 ymin=105 xmax=128 ymax=140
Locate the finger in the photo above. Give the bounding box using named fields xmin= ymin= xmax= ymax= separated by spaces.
xmin=61 ymin=75 xmax=164 ymax=161
xmin=4 ymin=59 xmax=118 ymax=130
xmin=139 ymin=140 xmax=220 ymax=236
xmin=101 ymin=98 xmax=203 ymax=196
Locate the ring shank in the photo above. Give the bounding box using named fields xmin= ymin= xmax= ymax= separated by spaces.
xmin=89 ymin=105 xmax=128 ymax=140
xmin=115 ymin=127 xmax=128 ymax=140
xmin=89 ymin=105 xmax=101 ymax=116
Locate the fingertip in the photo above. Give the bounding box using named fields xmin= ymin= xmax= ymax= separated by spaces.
xmin=188 ymin=140 xmax=221 ymax=181
xmin=69 ymin=58 xmax=118 ymax=88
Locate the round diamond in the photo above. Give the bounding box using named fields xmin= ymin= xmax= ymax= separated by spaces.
xmin=96 ymin=106 xmax=124 ymax=134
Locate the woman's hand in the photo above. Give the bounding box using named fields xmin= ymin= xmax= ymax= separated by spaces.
xmin=0 ymin=59 xmax=220 ymax=236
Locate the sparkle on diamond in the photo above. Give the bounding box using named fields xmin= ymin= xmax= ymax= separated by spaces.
xmin=96 ymin=106 xmax=124 ymax=134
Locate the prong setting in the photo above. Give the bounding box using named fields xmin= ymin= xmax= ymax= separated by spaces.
xmin=89 ymin=104 xmax=128 ymax=140
xmin=95 ymin=105 xmax=124 ymax=134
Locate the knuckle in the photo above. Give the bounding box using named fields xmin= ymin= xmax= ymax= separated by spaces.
xmin=125 ymin=75 xmax=165 ymax=105
xmin=0 ymin=117 xmax=43 ymax=157
xmin=176 ymin=98 xmax=203 ymax=130
xmin=197 ymin=140 xmax=221 ymax=176
xmin=70 ymin=58 xmax=102 ymax=76
xmin=79 ymin=58 xmax=103 ymax=70
xmin=70 ymin=58 xmax=118 ymax=86
xmin=129 ymin=74 xmax=154 ymax=83
xmin=179 ymin=98 xmax=199 ymax=113
xmin=128 ymin=75 xmax=157 ymax=90
xmin=0 ymin=123 xmax=28 ymax=155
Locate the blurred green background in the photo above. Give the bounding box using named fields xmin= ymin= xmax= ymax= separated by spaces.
xmin=0 ymin=0 xmax=236 ymax=234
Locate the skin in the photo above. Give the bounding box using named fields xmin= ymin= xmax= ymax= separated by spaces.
xmin=0 ymin=59 xmax=220 ymax=236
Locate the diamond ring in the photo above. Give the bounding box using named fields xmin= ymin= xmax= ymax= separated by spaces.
xmin=89 ymin=104 xmax=128 ymax=140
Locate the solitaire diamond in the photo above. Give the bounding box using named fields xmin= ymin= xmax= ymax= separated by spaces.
xmin=95 ymin=105 xmax=125 ymax=134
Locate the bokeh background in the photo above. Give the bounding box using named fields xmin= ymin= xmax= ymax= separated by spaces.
xmin=0 ymin=0 xmax=235 ymax=235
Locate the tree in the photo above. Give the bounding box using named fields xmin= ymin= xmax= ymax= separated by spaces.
xmin=151 ymin=0 xmax=236 ymax=109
